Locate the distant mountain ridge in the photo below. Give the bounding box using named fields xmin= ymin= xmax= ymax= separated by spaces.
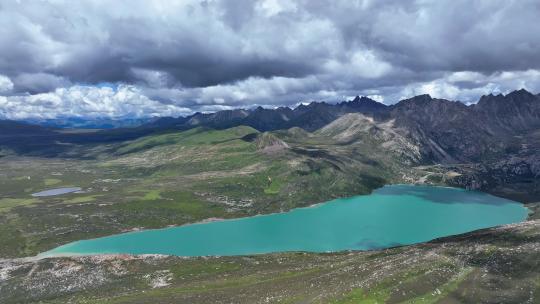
xmin=141 ymin=89 xmax=540 ymax=174
xmin=1 ymin=89 xmax=539 ymax=165
xmin=6 ymin=89 xmax=538 ymax=135
xmin=149 ymin=95 xmax=389 ymax=132
xmin=147 ymin=90 xmax=539 ymax=135
xmin=387 ymin=89 xmax=540 ymax=162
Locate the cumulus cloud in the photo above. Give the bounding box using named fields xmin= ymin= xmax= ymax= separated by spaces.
xmin=0 ymin=0 xmax=539 ymax=119
xmin=0 ymin=75 xmax=13 ymax=93
xmin=395 ymin=70 xmax=540 ymax=103
xmin=0 ymin=85 xmax=190 ymax=120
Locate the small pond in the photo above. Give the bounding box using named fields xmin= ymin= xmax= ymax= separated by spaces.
xmin=32 ymin=187 xmax=82 ymax=197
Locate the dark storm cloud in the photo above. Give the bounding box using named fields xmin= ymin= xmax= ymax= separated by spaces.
xmin=0 ymin=0 xmax=539 ymax=119
xmin=0 ymin=0 xmax=323 ymax=89
xmin=301 ymin=0 xmax=540 ymax=73
xmin=12 ymin=73 xmax=71 ymax=94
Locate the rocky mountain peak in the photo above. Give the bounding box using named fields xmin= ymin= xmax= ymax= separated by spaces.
xmin=403 ymin=94 xmax=433 ymax=103
xmin=349 ymin=96 xmax=379 ymax=104
xmin=474 ymin=89 xmax=540 ymax=132
xmin=255 ymin=132 xmax=289 ymax=153
xmin=477 ymin=94 xmax=501 ymax=105
xmin=343 ymin=96 xmax=387 ymax=114
xmin=477 ymin=89 xmax=536 ymax=107
xmin=507 ymin=88 xmax=534 ymax=98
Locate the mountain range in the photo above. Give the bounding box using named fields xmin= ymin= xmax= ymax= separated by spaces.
xmin=3 ymin=89 xmax=539 ymax=165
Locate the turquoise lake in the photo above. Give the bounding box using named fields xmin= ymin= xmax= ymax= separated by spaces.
xmin=41 ymin=185 xmax=528 ymax=257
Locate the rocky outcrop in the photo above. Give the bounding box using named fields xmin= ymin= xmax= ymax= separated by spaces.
xmin=473 ymin=89 xmax=540 ymax=132
xmin=316 ymin=113 xmax=422 ymax=164
xmin=255 ymin=132 xmax=289 ymax=154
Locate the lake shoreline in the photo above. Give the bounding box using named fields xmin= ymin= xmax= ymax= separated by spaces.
xmin=39 ymin=184 xmax=528 ymax=259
